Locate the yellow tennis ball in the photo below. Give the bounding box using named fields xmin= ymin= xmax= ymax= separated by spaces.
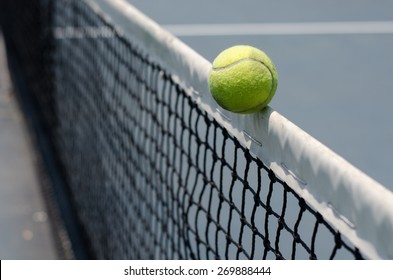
xmin=209 ymin=45 xmax=278 ymax=114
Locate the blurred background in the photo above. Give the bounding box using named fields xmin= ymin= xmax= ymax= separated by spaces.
xmin=0 ymin=0 xmax=392 ymax=259
xmin=128 ymin=0 xmax=393 ymax=190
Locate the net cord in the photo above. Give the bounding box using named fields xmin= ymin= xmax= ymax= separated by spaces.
xmin=91 ymin=0 xmax=393 ymax=259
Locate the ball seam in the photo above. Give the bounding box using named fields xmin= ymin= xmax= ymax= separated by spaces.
xmin=212 ymin=57 xmax=270 ymax=71
xmin=211 ymin=58 xmax=276 ymax=113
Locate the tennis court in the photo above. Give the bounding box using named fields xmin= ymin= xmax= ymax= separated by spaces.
xmin=0 ymin=0 xmax=392 ymax=260
xmin=129 ymin=0 xmax=393 ymax=190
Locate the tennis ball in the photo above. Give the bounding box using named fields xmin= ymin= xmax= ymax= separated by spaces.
xmin=209 ymin=45 xmax=278 ymax=114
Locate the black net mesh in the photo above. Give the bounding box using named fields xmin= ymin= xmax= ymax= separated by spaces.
xmin=0 ymin=0 xmax=364 ymax=259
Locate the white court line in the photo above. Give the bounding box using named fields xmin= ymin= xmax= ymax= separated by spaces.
xmin=163 ymin=21 xmax=393 ymax=36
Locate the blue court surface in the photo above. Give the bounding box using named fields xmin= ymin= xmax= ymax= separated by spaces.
xmin=129 ymin=0 xmax=393 ymax=190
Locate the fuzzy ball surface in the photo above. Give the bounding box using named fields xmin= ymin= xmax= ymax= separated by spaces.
xmin=209 ymin=45 xmax=278 ymax=114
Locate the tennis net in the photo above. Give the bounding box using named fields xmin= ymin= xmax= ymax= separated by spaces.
xmin=1 ymin=0 xmax=393 ymax=259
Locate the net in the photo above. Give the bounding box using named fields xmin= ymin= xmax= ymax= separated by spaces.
xmin=1 ymin=0 xmax=393 ymax=260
